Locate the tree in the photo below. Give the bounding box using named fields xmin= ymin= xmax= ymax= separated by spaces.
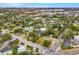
xmin=26 ymin=45 xmax=33 ymax=54
xmin=0 ymin=33 xmax=12 ymax=43
xmin=28 ymin=31 xmax=37 ymax=38
xmin=62 ymin=33 xmax=69 ymax=39
xmin=12 ymin=47 xmax=18 ymax=55
xmin=36 ymin=37 xmax=44 ymax=45
xmin=0 ymin=22 xmax=4 ymax=27
xmin=0 ymin=26 xmax=2 ymax=33
xmin=11 ymin=40 xmax=19 ymax=55
xmin=62 ymin=29 xmax=74 ymax=39
xmin=14 ymin=28 xmax=23 ymax=34
xmin=43 ymin=40 xmax=51 ymax=47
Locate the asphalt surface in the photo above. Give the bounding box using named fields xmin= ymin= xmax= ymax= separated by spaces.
xmin=0 ymin=15 xmax=75 ymax=55
xmin=63 ymin=50 xmax=79 ymax=55
xmin=11 ymin=34 xmax=48 ymax=53
xmin=46 ymin=16 xmax=74 ymax=55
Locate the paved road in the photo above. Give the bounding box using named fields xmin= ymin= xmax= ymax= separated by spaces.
xmin=63 ymin=50 xmax=79 ymax=55
xmin=0 ymin=14 xmax=75 ymax=55
xmin=58 ymin=47 xmax=79 ymax=55
xmin=0 ymin=45 xmax=26 ymax=55
xmin=0 ymin=30 xmax=16 ymax=51
xmin=11 ymin=34 xmax=48 ymax=53
xmin=0 ymin=34 xmax=47 ymax=54
xmin=0 ymin=33 xmax=48 ymax=54
xmin=46 ymin=22 xmax=69 ymax=54
xmin=0 ymin=39 xmax=15 ymax=51
xmin=0 ymin=41 xmax=10 ymax=51
xmin=45 ymin=33 xmax=63 ymax=54
xmin=46 ymin=15 xmax=74 ymax=55
xmin=59 ymin=48 xmax=79 ymax=55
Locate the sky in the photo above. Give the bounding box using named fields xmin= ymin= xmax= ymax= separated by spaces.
xmin=0 ymin=3 xmax=79 ymax=8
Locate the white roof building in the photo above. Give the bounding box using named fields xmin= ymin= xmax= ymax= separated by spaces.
xmin=0 ymin=45 xmax=26 ymax=55
xmin=40 ymin=28 xmax=46 ymax=32
xmin=74 ymin=36 xmax=79 ymax=41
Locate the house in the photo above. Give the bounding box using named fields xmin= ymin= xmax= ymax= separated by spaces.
xmin=39 ymin=28 xmax=46 ymax=32
xmin=64 ymin=38 xmax=72 ymax=47
xmin=73 ymin=36 xmax=79 ymax=45
xmin=0 ymin=44 xmax=26 ymax=55
xmin=74 ymin=36 xmax=79 ymax=41
xmin=63 ymin=35 xmax=79 ymax=48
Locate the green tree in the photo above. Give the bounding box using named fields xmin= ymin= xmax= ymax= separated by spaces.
xmin=43 ymin=40 xmax=51 ymax=47
xmin=11 ymin=40 xmax=19 ymax=55
xmin=0 ymin=33 xmax=12 ymax=43
xmin=14 ymin=28 xmax=23 ymax=34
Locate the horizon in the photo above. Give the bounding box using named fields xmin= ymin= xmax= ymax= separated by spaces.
xmin=0 ymin=3 xmax=79 ymax=8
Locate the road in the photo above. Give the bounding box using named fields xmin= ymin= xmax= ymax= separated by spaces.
xmin=11 ymin=34 xmax=48 ymax=53
xmin=0 ymin=41 xmax=10 ymax=51
xmin=0 ymin=14 xmax=75 ymax=55
xmin=0 ymin=39 xmax=15 ymax=51
xmin=0 ymin=30 xmax=48 ymax=55
xmin=0 ymin=45 xmax=26 ymax=55
xmin=63 ymin=50 xmax=79 ymax=55
xmin=58 ymin=47 xmax=79 ymax=55
xmin=45 ymin=32 xmax=63 ymax=54
xmin=46 ymin=15 xmax=74 ymax=55
xmin=0 ymin=34 xmax=47 ymax=54
xmin=46 ymin=22 xmax=69 ymax=54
